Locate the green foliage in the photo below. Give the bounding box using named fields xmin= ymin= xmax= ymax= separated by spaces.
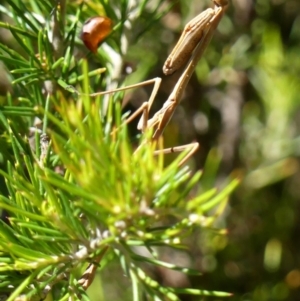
xmin=0 ymin=0 xmax=237 ymax=301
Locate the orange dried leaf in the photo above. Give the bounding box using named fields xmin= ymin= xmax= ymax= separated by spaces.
xmin=81 ymin=16 xmax=113 ymax=53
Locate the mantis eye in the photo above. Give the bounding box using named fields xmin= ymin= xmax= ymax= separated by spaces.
xmin=81 ymin=16 xmax=113 ymax=53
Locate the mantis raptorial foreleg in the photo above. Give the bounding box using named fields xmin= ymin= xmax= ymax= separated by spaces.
xmin=163 ymin=1 xmax=228 ymax=75
xmin=163 ymin=8 xmax=216 ymax=75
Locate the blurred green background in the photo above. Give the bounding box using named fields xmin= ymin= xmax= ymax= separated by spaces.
xmin=0 ymin=0 xmax=300 ymax=300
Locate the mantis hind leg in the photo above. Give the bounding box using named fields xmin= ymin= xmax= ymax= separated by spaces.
xmin=153 ymin=142 xmax=199 ymax=166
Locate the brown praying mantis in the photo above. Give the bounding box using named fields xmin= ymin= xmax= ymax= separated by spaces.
xmin=62 ymin=0 xmax=228 ymax=169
